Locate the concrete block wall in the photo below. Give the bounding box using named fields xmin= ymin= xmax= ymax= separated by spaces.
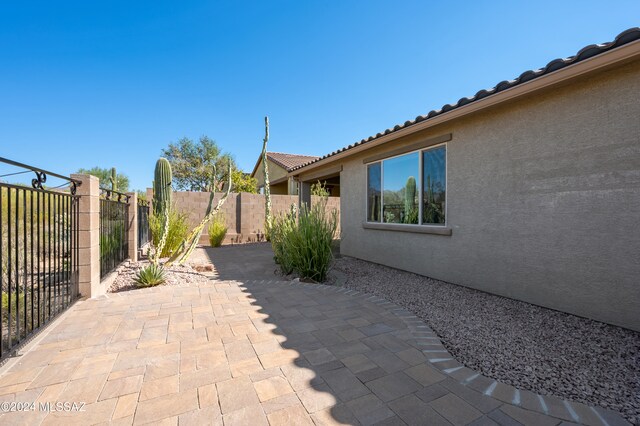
xmin=171 ymin=192 xmax=239 ymax=243
xmin=147 ymin=190 xmax=341 ymax=244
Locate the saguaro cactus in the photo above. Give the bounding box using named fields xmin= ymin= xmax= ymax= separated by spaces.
xmin=404 ymin=176 xmax=417 ymax=224
xmin=404 ymin=176 xmax=416 ymax=213
xmin=261 ymin=116 xmax=272 ymax=237
xmin=109 ymin=167 xmax=118 ymax=192
xmin=153 ymin=158 xmax=172 ymax=217
xmin=151 ymin=158 xmax=173 ymax=265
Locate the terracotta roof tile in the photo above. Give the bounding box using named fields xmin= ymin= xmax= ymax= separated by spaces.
xmin=290 ymin=27 xmax=640 ymax=172
xmin=266 ymin=152 xmax=320 ymax=172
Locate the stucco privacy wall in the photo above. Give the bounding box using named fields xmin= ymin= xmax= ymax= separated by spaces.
xmin=147 ymin=190 xmax=340 ymax=243
xmin=338 ymin=61 xmax=640 ymax=331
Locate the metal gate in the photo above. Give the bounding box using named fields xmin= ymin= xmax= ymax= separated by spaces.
xmin=99 ymin=189 xmax=130 ymax=278
xmin=0 ymin=157 xmax=80 ymax=361
xmin=137 ymin=199 xmax=150 ymax=248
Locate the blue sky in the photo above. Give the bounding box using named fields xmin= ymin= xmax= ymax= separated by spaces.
xmin=1 ymin=1 xmax=638 ymax=191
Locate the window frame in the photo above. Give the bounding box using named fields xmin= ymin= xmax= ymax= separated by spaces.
xmin=365 ymin=142 xmax=447 ymax=228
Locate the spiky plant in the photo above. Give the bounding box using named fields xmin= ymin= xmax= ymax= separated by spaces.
xmin=404 ymin=176 xmax=417 ymax=224
xmin=261 ymin=116 xmax=272 ymax=238
xmin=153 ymin=158 xmax=172 ymax=216
xmin=134 ymin=264 xmax=167 ymax=287
xmin=109 ymin=167 xmax=118 ymax=192
xmin=208 ymin=213 xmax=228 ymax=247
xmin=151 ymin=158 xmax=173 ymax=265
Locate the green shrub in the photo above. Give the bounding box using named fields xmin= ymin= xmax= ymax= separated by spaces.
xmin=310 ymin=180 xmax=330 ymax=197
xmin=270 ymin=206 xmax=298 ymax=275
xmin=134 ymin=264 xmax=166 ymax=287
xmin=1 ymin=292 xmax=26 ymax=321
xmin=100 ymin=220 xmax=125 ymax=261
xmin=207 ymin=214 xmax=228 ymax=247
xmin=149 ymin=207 xmax=189 ymax=258
xmin=270 ymin=200 xmax=337 ymax=282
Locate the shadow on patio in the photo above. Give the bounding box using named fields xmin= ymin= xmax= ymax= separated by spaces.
xmin=201 ymin=243 xmax=449 ymax=425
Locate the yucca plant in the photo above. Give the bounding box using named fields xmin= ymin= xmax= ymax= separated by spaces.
xmin=134 ymin=264 xmax=167 ymax=287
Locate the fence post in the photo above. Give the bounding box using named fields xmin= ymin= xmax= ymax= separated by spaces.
xmin=127 ymin=192 xmax=138 ymax=262
xmin=71 ymin=173 xmax=101 ymax=298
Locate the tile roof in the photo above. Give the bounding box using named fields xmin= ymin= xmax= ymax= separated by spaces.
xmin=290 ymin=27 xmax=640 ymax=172
xmin=266 ymin=152 xmax=320 ymax=172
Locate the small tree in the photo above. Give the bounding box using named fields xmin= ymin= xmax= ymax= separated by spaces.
xmin=162 ymin=136 xmax=235 ymax=191
xmin=231 ymin=170 xmax=258 ymax=193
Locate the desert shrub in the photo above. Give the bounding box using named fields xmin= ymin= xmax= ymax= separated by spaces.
xmin=149 ymin=207 xmax=189 ymax=258
xmin=1 ymin=292 xmax=26 ymax=321
xmin=270 ymin=200 xmax=337 ymax=282
xmin=134 ymin=264 xmax=166 ymax=287
xmin=270 ymin=206 xmax=298 ymax=275
xmin=208 ymin=214 xmax=228 ymax=247
xmin=310 ymin=180 xmax=330 ymax=197
xmin=100 ymin=220 xmax=125 ymax=261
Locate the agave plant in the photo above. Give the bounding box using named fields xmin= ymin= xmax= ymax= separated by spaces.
xmin=134 ymin=264 xmax=167 ymax=287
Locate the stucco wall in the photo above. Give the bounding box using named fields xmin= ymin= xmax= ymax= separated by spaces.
xmin=253 ymin=159 xmax=288 ymax=188
xmin=338 ymin=60 xmax=640 ymax=331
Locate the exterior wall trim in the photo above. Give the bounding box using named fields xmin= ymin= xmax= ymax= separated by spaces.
xmin=298 ymin=165 xmax=343 ymax=182
xmin=362 ymin=133 xmax=452 ymax=164
xmin=289 ymin=40 xmax=640 ymax=177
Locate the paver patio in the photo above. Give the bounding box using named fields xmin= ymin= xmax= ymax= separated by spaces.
xmin=0 ymin=244 xmax=628 ymax=425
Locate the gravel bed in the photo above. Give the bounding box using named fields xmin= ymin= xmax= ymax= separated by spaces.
xmin=330 ymin=256 xmax=640 ymax=424
xmin=108 ymin=260 xmax=211 ymax=293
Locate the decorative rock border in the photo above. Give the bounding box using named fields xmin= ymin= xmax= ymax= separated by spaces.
xmin=339 ymin=283 xmax=630 ymax=426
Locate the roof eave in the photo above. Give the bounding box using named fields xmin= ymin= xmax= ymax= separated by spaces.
xmin=289 ymin=38 xmax=640 ymax=178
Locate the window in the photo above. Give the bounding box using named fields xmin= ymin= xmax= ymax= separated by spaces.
xmin=422 ymin=146 xmax=446 ymax=224
xmin=366 ymin=144 xmax=446 ymax=226
xmin=367 ymin=163 xmax=381 ymax=222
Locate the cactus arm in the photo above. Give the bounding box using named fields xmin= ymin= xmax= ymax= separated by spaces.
xmin=261 ymin=116 xmax=272 ymax=235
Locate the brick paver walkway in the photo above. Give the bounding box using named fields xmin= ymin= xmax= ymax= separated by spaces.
xmin=0 ymin=244 xmax=629 ymax=425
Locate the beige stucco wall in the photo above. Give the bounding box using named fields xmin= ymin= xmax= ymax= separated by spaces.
xmin=254 ymin=159 xmax=300 ymax=195
xmin=254 ymin=159 xmax=288 ymax=188
xmin=335 ymin=60 xmax=640 ymax=331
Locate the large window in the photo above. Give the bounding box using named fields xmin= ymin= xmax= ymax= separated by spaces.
xmin=367 ymin=144 xmax=446 ymax=226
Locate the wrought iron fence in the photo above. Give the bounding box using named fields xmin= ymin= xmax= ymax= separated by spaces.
xmin=100 ymin=189 xmax=129 ymax=278
xmin=137 ymin=199 xmax=150 ymax=248
xmin=0 ymin=157 xmax=80 ymax=361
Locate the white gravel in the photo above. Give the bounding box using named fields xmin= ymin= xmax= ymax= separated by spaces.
xmin=330 ymin=256 xmax=640 ymax=424
xmin=108 ymin=260 xmax=211 ymax=293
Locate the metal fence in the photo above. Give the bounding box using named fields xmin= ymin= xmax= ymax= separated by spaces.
xmin=0 ymin=157 xmax=80 ymax=361
xmin=99 ymin=189 xmax=129 ymax=278
xmin=137 ymin=199 xmax=150 ymax=248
